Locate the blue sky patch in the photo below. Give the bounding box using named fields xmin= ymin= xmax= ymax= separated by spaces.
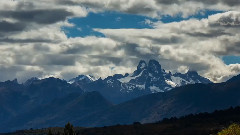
xmin=63 ymin=11 xmax=158 ymax=38
xmin=222 ymin=56 xmax=240 ymax=65
xmin=161 ymin=10 xmax=223 ymax=23
xmin=63 ymin=10 xmax=224 ymax=38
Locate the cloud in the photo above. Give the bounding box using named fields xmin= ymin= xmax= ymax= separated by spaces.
xmin=186 ymin=0 xmax=240 ymax=6
xmin=95 ymin=11 xmax=240 ymax=82
xmin=54 ymin=0 xmax=240 ymax=18
xmin=0 ymin=21 xmax=26 ymax=32
xmin=0 ymin=0 xmax=87 ymax=43
xmin=209 ymin=11 xmax=240 ymax=26
xmin=0 ymin=9 xmax=73 ymax=25
xmin=0 ymin=1 xmax=240 ymax=83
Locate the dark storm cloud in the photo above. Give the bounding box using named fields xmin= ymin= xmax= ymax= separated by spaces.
xmin=87 ymin=55 xmax=123 ymax=66
xmin=0 ymin=9 xmax=73 ymax=24
xmin=33 ymin=44 xmax=51 ymax=52
xmin=56 ymin=0 xmax=104 ymax=9
xmin=15 ymin=1 xmax=36 ymax=10
xmin=186 ymin=0 xmax=240 ymax=6
xmin=116 ymin=43 xmax=160 ymax=59
xmin=0 ymin=7 xmax=74 ymax=43
xmin=229 ymin=42 xmax=240 ymax=54
xmin=0 ymin=38 xmax=53 ymax=43
xmin=185 ymin=30 xmax=231 ymax=38
xmin=156 ymin=0 xmax=240 ymax=6
xmin=52 ymin=0 xmax=240 ymax=20
xmin=185 ymin=0 xmax=220 ymax=5
xmin=216 ymin=40 xmax=240 ymax=56
xmin=56 ymin=0 xmax=79 ymax=5
xmin=34 ymin=54 xmax=77 ymax=66
xmin=0 ymin=21 xmax=26 ymax=32
xmin=13 ymin=54 xmax=77 ymax=66
xmin=214 ymin=15 xmax=240 ymax=26
xmin=140 ymin=35 xmax=182 ymax=45
xmin=221 ymin=0 xmax=240 ymax=6
xmin=155 ymin=0 xmax=181 ymax=5
xmin=62 ymin=45 xmax=92 ymax=54
xmin=124 ymin=3 xmax=156 ymax=15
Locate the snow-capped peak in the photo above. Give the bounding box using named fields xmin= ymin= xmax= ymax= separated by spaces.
xmin=68 ymin=75 xmax=97 ymax=84
xmin=68 ymin=60 xmax=212 ymax=95
xmin=135 ymin=60 xmax=147 ymax=74
xmin=148 ymin=59 xmax=162 ymax=75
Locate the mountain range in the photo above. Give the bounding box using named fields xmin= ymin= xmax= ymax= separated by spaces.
xmin=0 ymin=59 xmax=239 ymax=133
xmin=70 ymin=59 xmax=212 ymax=103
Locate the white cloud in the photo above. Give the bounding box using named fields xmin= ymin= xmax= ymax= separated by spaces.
xmin=0 ymin=1 xmax=240 ymax=83
xmin=53 ymin=0 xmax=240 ymax=18
xmin=95 ymin=11 xmax=240 ymax=82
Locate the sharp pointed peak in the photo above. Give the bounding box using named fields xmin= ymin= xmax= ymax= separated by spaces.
xmin=137 ymin=60 xmax=147 ymax=70
xmin=148 ymin=59 xmax=161 ymax=67
xmin=187 ymin=70 xmax=199 ymax=75
xmin=148 ymin=59 xmax=161 ymax=66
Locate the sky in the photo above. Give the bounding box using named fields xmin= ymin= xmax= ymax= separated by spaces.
xmin=0 ymin=0 xmax=240 ymax=83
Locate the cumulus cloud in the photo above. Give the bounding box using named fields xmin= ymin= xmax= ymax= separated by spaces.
xmin=209 ymin=11 xmax=240 ymax=26
xmin=0 ymin=0 xmax=87 ymax=42
xmin=95 ymin=11 xmax=240 ymax=82
xmin=0 ymin=0 xmax=240 ymax=83
xmin=0 ymin=9 xmax=73 ymax=24
xmin=55 ymin=0 xmax=240 ymax=17
xmin=0 ymin=21 xmax=26 ymax=32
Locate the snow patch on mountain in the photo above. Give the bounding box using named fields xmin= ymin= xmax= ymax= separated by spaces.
xmin=68 ymin=75 xmax=98 ymax=84
xmin=136 ymin=84 xmax=145 ymax=90
xmin=165 ymin=80 xmax=177 ymax=87
xmin=118 ymin=70 xmax=145 ymax=83
xmin=171 ymin=76 xmax=184 ymax=86
xmin=86 ymin=75 xmax=98 ymax=81
xmin=140 ymin=62 xmax=146 ymax=69
xmin=150 ymin=86 xmax=164 ymax=93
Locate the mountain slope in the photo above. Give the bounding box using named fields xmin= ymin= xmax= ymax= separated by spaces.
xmin=0 ymin=77 xmax=84 ymax=131
xmin=74 ymin=77 xmax=240 ymax=127
xmin=68 ymin=106 xmax=240 ymax=135
xmin=23 ymin=77 xmax=83 ymax=106
xmin=0 ymin=80 xmax=28 ymax=124
xmin=0 ymin=91 xmax=112 ymax=132
xmin=6 ymin=106 xmax=240 ymax=135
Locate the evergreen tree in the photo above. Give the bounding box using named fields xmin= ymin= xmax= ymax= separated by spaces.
xmin=64 ymin=122 xmax=75 ymax=135
xmin=48 ymin=129 xmax=53 ymax=135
